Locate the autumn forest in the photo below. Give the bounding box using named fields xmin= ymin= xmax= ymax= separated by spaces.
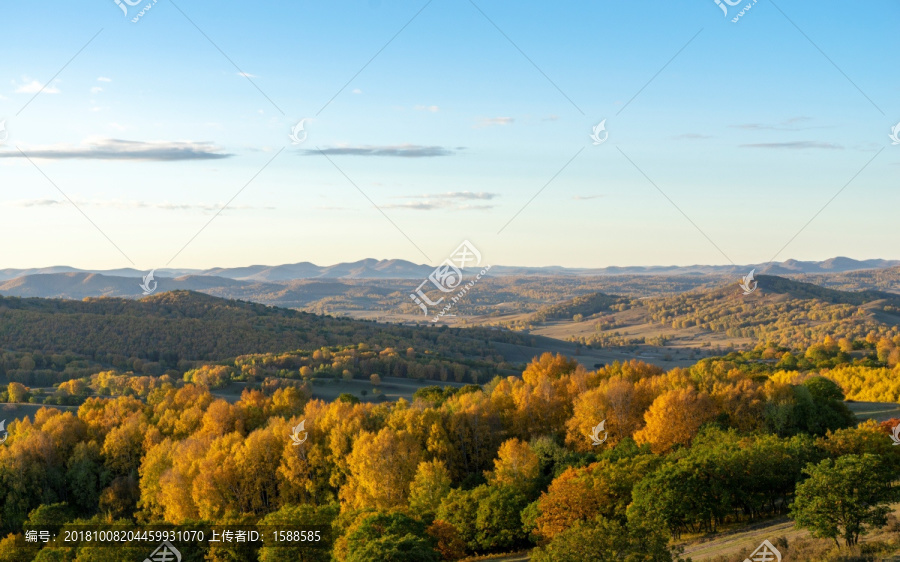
xmin=2 ymin=275 xmax=900 ymax=561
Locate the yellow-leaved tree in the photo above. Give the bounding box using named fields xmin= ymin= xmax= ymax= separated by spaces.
xmin=633 ymin=387 xmax=716 ymax=453
xmin=486 ymin=438 xmax=539 ymax=492
xmin=408 ymin=459 xmax=452 ymax=517
xmin=341 ymin=428 xmax=421 ymax=511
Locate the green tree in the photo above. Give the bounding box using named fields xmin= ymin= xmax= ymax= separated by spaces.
xmin=531 ymin=516 xmax=673 ymax=562
xmin=436 ymin=485 xmax=529 ymax=553
xmin=791 ymin=454 xmax=893 ymax=547
xmin=343 ymin=512 xmax=439 ymax=562
xmin=408 ymin=460 xmax=452 ymax=521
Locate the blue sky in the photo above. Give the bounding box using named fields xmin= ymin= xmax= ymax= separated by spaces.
xmin=0 ymin=0 xmax=897 ymax=270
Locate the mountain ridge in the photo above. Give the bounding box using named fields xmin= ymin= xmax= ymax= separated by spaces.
xmin=0 ymin=256 xmax=896 ymax=283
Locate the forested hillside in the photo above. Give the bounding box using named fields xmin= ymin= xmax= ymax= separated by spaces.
xmin=0 ymin=291 xmax=527 ymax=387
xmin=533 ymin=276 xmax=900 ymax=352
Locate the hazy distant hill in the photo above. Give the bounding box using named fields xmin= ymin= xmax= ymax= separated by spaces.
xmin=2 ymin=262 xmax=898 ymax=319
xmin=0 ymin=272 xmax=251 ymax=299
xmin=1 ymin=256 xmax=896 ymax=284
xmin=761 ymin=257 xmax=900 ymax=274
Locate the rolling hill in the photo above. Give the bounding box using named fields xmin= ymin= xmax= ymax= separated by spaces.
xmin=0 ymin=291 xmax=530 ymax=383
xmin=521 ymin=275 xmax=900 ymax=353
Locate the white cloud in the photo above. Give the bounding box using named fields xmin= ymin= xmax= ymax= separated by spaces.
xmin=91 ymin=86 xmax=103 ymax=94
xmin=352 ymin=88 xmax=362 ymax=94
xmin=97 ymin=77 xmax=112 ymax=82
xmin=237 ymin=72 xmax=257 ymax=78
xmin=14 ymin=78 xmax=60 ymax=94
xmin=474 ymin=117 xmax=513 ymax=129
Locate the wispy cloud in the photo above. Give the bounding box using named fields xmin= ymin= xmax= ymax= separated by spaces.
xmin=14 ymin=78 xmax=60 ymax=94
xmin=13 ymin=199 xmax=64 ymax=208
xmin=91 ymin=86 xmax=103 ymax=94
xmin=237 ymin=72 xmax=257 ymax=78
xmin=730 ymin=117 xmax=822 ymax=131
xmin=1 ymin=138 xmax=233 ymax=161
xmin=383 ymin=201 xmax=495 ymax=211
xmin=6 ymin=199 xmax=273 ymax=212
xmin=414 ymin=105 xmax=439 ymax=112
xmin=404 ymin=191 xmax=498 ymax=200
xmin=474 ymin=117 xmax=514 ymax=129
xmin=384 ymin=191 xmax=499 ymax=211
xmin=740 ymin=141 xmax=843 ymax=150
xmin=306 ymin=144 xmax=456 ymax=157
xmin=97 ymin=77 xmax=112 ymax=82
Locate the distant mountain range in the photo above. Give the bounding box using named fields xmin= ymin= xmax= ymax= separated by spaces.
xmin=0 ymin=257 xmax=896 ymax=304
xmin=1 ymin=256 xmax=896 ymax=283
